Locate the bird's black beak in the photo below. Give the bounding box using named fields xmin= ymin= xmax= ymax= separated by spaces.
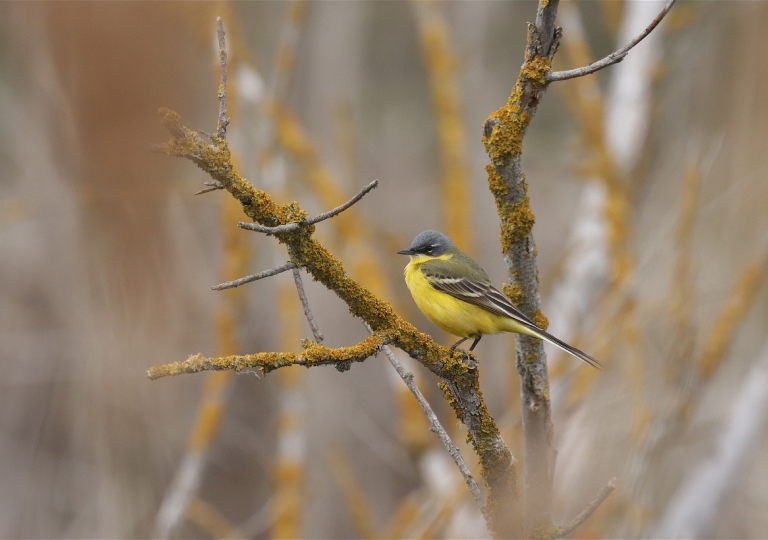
xmin=397 ymin=248 xmax=415 ymax=255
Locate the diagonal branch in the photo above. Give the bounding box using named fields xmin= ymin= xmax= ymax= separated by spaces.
xmin=547 ymin=0 xmax=676 ymax=83
xmin=293 ymin=268 xmax=324 ymax=343
xmin=237 ymin=179 xmax=379 ymax=235
xmin=367 ymin=324 xmax=488 ymax=523
xmin=212 ymin=261 xmax=297 ymax=291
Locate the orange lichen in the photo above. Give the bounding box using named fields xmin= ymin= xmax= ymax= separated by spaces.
xmin=532 ymin=309 xmax=549 ymax=331
xmin=499 ymin=197 xmax=536 ymax=253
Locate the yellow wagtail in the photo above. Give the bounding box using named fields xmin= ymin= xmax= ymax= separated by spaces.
xmin=397 ymin=230 xmax=600 ymax=368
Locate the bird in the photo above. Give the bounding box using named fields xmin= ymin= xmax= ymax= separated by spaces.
xmin=397 ymin=230 xmax=600 ymax=368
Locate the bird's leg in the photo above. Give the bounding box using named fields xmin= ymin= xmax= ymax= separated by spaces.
xmin=450 ymin=337 xmax=469 ymax=350
xmin=469 ymin=336 xmax=482 ymax=351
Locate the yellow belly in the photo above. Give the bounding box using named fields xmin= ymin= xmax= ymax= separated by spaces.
xmin=404 ymin=260 xmax=527 ymax=338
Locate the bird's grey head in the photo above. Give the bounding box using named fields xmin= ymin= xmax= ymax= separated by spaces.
xmin=397 ymin=230 xmax=456 ymax=257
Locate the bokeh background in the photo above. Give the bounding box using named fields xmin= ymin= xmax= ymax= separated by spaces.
xmin=2 ymin=1 xmax=768 ymax=538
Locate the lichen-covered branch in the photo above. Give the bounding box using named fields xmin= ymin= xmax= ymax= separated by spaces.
xmin=147 ymin=335 xmax=384 ymax=380
xmin=151 ymin=87 xmax=515 ymax=535
xmin=481 ymin=3 xmax=562 ymax=530
xmin=482 ymin=0 xmax=673 ymax=532
xmin=215 ymin=17 xmax=229 ymax=138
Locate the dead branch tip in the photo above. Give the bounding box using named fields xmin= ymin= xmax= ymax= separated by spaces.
xmin=212 ymin=261 xmax=297 ymax=291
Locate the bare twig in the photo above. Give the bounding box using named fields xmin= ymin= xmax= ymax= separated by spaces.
xmin=215 ymin=17 xmax=229 ymax=138
xmin=212 ymin=261 xmax=297 ymax=291
xmin=366 ymin=324 xmax=488 ymax=524
xmin=293 ymin=268 xmax=324 ymax=343
xmin=238 ymin=179 xmax=379 ymax=235
xmin=549 ymin=478 xmax=616 ymax=539
xmin=194 ymin=181 xmax=225 ymax=196
xmin=547 ymin=0 xmax=676 ymax=83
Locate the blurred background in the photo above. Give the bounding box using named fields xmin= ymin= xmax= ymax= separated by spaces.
xmin=1 ymin=1 xmax=768 ymax=538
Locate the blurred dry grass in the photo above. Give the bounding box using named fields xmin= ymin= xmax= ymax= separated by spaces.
xmin=1 ymin=1 xmax=768 ymax=538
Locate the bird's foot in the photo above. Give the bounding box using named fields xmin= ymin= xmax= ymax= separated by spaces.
xmin=451 ymin=347 xmax=478 ymax=369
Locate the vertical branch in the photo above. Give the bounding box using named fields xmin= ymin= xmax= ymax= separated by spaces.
xmin=216 ymin=17 xmax=229 ymax=139
xmin=481 ymin=1 xmax=562 ymax=530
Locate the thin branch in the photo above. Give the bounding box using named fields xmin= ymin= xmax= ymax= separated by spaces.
xmin=549 ymin=478 xmax=616 ymax=539
xmin=366 ymin=324 xmax=488 ymax=524
xmin=306 ymin=179 xmax=379 ymax=225
xmin=547 ymin=0 xmax=676 ymax=83
xmin=212 ymin=261 xmax=297 ymax=291
xmin=293 ymin=268 xmax=324 ymax=343
xmin=238 ymin=179 xmax=379 ymax=235
xmin=215 ymin=17 xmax=229 ymax=138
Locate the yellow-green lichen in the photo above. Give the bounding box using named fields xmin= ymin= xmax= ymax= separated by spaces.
xmin=302 ymin=335 xmax=382 ymax=368
xmin=520 ymin=55 xmax=551 ymax=88
xmin=485 ymin=164 xmax=510 ymax=199
xmin=498 ymin=197 xmax=535 ymax=252
xmin=502 ymin=283 xmax=525 ymax=306
xmin=532 ymin=309 xmax=549 ymax=331
xmin=482 ymin=84 xmax=528 ymax=165
xmin=438 ymin=381 xmax=464 ymax=420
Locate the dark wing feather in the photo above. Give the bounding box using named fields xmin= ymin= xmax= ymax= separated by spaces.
xmin=422 ymin=270 xmax=538 ymax=327
xmin=422 ymin=267 xmax=603 ymax=369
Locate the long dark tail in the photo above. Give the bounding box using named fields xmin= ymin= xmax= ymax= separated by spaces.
xmin=526 ymin=326 xmax=602 ymax=369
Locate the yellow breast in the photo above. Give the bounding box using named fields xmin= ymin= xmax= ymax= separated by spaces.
xmin=403 ymin=256 xmax=512 ymax=339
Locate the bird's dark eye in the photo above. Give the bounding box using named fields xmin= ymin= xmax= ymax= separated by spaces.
xmin=426 ymin=248 xmax=433 ymax=254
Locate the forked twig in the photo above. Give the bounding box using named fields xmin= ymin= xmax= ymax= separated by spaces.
xmin=238 ymin=179 xmax=379 ymax=235
xmin=216 ymin=17 xmax=229 ymax=138
xmin=366 ymin=324 xmax=488 ymax=521
xmin=547 ymin=0 xmax=677 ymax=83
xmin=293 ymin=268 xmax=324 ymax=343
xmin=194 ymin=181 xmax=225 ymax=196
xmin=212 ymin=261 xmax=297 ymax=291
